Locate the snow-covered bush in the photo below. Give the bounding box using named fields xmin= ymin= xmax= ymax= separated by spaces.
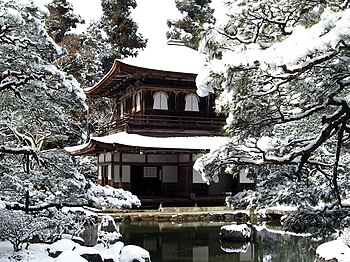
xmin=86 ymin=184 xmax=141 ymax=209
xmin=0 ymin=149 xmax=90 ymax=207
xmin=0 ymin=209 xmax=49 ymax=251
xmin=38 ymin=207 xmax=97 ymax=243
xmin=0 ymin=206 xmax=97 ymax=251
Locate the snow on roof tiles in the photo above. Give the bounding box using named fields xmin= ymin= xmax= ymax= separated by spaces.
xmin=122 ymin=42 xmax=204 ymax=74
xmin=65 ymin=132 xmax=228 ymax=154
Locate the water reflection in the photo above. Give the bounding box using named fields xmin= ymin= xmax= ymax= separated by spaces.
xmin=82 ymin=221 xmax=324 ymax=262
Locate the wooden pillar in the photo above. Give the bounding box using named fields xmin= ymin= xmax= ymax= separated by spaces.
xmin=119 ymin=151 xmax=123 ymax=188
xmin=188 ymin=153 xmax=194 ymax=198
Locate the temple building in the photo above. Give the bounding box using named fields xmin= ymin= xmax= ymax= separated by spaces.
xmin=66 ymin=42 xmax=254 ymax=207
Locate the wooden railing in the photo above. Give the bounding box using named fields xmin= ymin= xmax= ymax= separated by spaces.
xmin=98 ymin=114 xmax=225 ymax=134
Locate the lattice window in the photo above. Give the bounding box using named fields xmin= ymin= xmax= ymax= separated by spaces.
xmin=143 ymin=167 xmax=158 ymax=178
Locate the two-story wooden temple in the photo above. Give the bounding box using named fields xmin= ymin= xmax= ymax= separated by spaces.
xmin=66 ymin=42 xmax=254 ymax=207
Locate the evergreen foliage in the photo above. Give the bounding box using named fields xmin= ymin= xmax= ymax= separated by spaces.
xmin=100 ymin=0 xmax=147 ymax=70
xmin=0 ymin=0 xmax=88 ymax=205
xmin=167 ymin=0 xmax=215 ymax=49
xmin=195 ymin=0 xmax=350 ymax=235
xmin=45 ymin=0 xmax=84 ymax=43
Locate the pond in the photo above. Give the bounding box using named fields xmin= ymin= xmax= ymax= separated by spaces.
xmin=82 ymin=221 xmax=326 ymax=262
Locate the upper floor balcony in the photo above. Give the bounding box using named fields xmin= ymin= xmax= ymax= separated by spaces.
xmin=98 ymin=113 xmax=226 ymax=137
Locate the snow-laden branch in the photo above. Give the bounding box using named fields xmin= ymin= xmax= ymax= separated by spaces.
xmin=196 ymin=94 xmax=350 ymax=183
xmin=0 ymin=145 xmax=37 ymax=156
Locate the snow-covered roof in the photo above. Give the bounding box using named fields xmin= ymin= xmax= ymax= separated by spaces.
xmin=122 ymin=41 xmax=204 ymax=74
xmin=65 ymin=132 xmax=228 ymax=155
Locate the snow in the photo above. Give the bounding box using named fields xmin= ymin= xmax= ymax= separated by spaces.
xmin=61 ymin=206 xmax=98 ymax=218
xmin=0 ymin=241 xmax=54 ymax=262
xmin=55 ymin=250 xmax=87 ymax=262
xmin=197 ymin=7 xmax=350 ymax=95
xmin=316 ymin=239 xmax=350 ymax=262
xmin=256 ymin=136 xmax=274 ymax=152
xmin=65 ymin=132 xmax=229 ymax=153
xmin=123 ymin=41 xmax=205 ymax=74
xmin=49 ymin=239 xmax=78 ymax=254
xmin=0 ymin=201 xmax=5 ymax=209
xmin=86 ymin=184 xmax=141 ymax=209
xmin=220 ymin=242 xmax=250 ymax=253
xmin=220 ymin=224 xmax=251 ymax=239
xmin=119 ymin=245 xmax=151 ymax=262
xmin=0 ymin=238 xmax=150 ymax=262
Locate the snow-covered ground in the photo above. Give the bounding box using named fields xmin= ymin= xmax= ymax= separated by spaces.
xmin=0 ymin=238 xmax=151 ymax=262
xmin=316 ymin=239 xmax=350 ymax=262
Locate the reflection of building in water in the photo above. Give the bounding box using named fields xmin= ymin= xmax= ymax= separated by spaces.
xmin=118 ymin=222 xmax=257 ymax=261
xmin=193 ymin=246 xmax=208 ymax=262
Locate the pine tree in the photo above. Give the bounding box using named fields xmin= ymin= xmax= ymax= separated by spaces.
xmin=195 ymin=0 xmax=350 ymax=235
xmin=167 ymin=0 xmax=215 ymax=49
xmin=0 ymin=0 xmax=88 ymax=205
xmin=45 ymin=0 xmax=84 ymax=44
xmin=100 ymin=0 xmax=147 ymax=71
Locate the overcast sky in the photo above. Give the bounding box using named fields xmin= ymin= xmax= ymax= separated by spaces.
xmin=35 ymin=0 xmax=182 ymax=48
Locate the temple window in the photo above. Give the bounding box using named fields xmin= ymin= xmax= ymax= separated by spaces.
xmin=135 ymin=92 xmax=141 ymax=112
xmin=153 ymin=92 xmax=168 ymax=110
xmin=120 ymin=102 xmax=124 ymax=117
xmin=185 ymin=94 xmax=199 ymax=112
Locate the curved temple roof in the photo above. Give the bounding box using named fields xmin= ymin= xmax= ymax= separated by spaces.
xmin=84 ymin=43 xmax=204 ymax=97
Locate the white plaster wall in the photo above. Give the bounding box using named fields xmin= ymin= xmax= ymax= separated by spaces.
xmin=239 ymin=169 xmax=254 ymax=183
xmin=122 ymin=153 xmax=146 ymax=163
xmin=193 ymin=168 xmax=205 ymax=184
xmin=113 ymin=152 xmax=120 ymax=162
xmin=108 ymin=165 xmax=112 ymax=179
xmin=193 ymin=246 xmax=208 ymax=262
xmin=114 ymin=165 xmax=120 ymax=182
xmin=98 ymin=166 xmax=102 ymax=180
xmin=179 ymin=154 xmax=189 ymax=163
xmin=162 ymin=166 xmax=178 ymax=183
xmin=148 ymin=154 xmax=178 ymax=163
xmin=122 ymin=165 xmax=131 ymax=182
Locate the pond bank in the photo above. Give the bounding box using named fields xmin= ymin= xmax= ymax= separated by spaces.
xmin=88 ymin=205 xmax=296 ymax=223
xmin=93 ymin=206 xmax=254 ymax=223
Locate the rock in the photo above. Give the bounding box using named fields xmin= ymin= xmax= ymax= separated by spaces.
xmin=98 ymin=215 xmax=122 ymax=246
xmin=80 ymin=253 xmax=104 ymax=262
xmin=219 ymin=223 xmax=251 ymax=242
xmin=119 ymin=245 xmax=151 ymax=262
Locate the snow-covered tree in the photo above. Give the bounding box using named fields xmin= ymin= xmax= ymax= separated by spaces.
xmin=0 ymin=209 xmax=48 ymax=251
xmin=195 ymin=0 xmax=350 ymax=235
xmin=0 ymin=0 xmax=88 ymax=204
xmin=45 ymin=0 xmax=84 ymax=43
xmin=167 ymin=0 xmax=215 ymax=49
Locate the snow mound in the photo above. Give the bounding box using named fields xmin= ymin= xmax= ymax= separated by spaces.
xmin=119 ymin=245 xmax=151 ymax=262
xmin=49 ymin=239 xmax=78 ymax=254
xmin=86 ymin=184 xmax=141 ymax=209
xmin=55 ymin=250 xmax=88 ymax=262
xmin=220 ymin=224 xmax=251 ymax=241
xmin=316 ymin=239 xmax=350 ymax=262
